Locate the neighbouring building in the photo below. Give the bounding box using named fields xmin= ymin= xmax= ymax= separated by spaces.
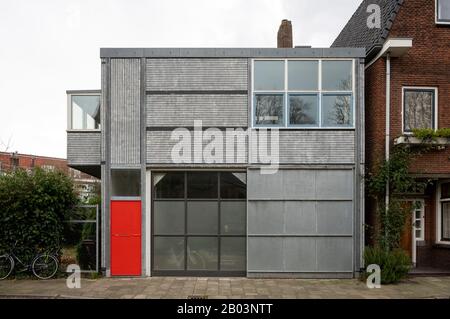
xmin=0 ymin=151 xmax=100 ymax=202
xmin=333 ymin=0 xmax=450 ymax=271
xmin=67 ymin=21 xmax=366 ymax=277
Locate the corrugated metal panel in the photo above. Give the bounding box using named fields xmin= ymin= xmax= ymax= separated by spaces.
xmin=247 ymin=169 xmax=354 ymax=273
xmin=147 ymin=94 xmax=248 ymax=127
xmin=147 ymin=130 xmax=247 ymax=164
xmin=101 ymin=59 xmax=107 ymax=162
xmin=146 ymin=58 xmax=248 ymax=91
xmin=67 ymin=132 xmax=101 ymax=165
xmin=249 ymin=130 xmax=355 ymax=164
xmin=110 ymin=59 xmax=141 ymax=165
xmin=247 ymin=169 xmax=353 ymax=200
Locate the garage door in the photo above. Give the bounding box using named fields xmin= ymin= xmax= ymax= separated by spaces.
xmin=151 ymin=171 xmax=247 ymax=276
xmin=247 ymin=169 xmax=354 ymax=275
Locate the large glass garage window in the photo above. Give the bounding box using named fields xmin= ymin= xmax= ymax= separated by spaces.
xmin=152 ymin=172 xmax=247 ymax=276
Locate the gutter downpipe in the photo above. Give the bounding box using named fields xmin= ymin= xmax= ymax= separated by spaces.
xmin=385 ymin=53 xmax=391 ymax=229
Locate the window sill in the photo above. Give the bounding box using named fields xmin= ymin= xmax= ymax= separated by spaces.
xmin=394 ymin=136 xmax=450 ymax=146
xmin=251 ymin=127 xmax=355 ymax=131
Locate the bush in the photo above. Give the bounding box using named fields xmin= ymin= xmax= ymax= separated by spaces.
xmin=436 ymin=128 xmax=450 ymax=138
xmin=364 ymin=246 xmax=411 ymax=284
xmin=0 ymin=168 xmax=79 ymax=263
xmin=412 ymin=128 xmax=437 ymax=140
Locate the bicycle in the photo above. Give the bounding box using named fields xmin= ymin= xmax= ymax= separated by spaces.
xmin=0 ymin=242 xmax=59 ymax=280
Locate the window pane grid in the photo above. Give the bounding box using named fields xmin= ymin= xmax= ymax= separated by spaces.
xmin=253 ymin=59 xmax=354 ymax=128
xmin=152 ymin=172 xmax=247 ymax=273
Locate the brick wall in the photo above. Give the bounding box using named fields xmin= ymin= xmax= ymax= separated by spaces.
xmin=364 ymin=0 xmax=450 ymax=248
xmin=388 ymin=0 xmax=450 ymax=173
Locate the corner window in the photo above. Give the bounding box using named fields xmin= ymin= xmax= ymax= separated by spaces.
xmin=403 ymin=88 xmax=437 ymax=133
xmin=68 ymin=94 xmax=101 ymax=130
xmin=436 ymin=0 xmax=450 ymax=24
xmin=440 ymin=183 xmax=450 ymax=242
xmin=252 ymin=59 xmax=354 ymax=128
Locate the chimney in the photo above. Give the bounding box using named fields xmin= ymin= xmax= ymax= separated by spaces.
xmin=277 ymin=19 xmax=293 ymax=48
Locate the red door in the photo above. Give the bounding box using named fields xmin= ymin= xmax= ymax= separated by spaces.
xmin=111 ymin=200 xmax=141 ymax=276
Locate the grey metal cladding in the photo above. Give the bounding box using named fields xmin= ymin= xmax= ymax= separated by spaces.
xmin=67 ymin=132 xmax=101 ymax=165
xmin=146 ymin=59 xmax=248 ymax=91
xmin=147 ymin=94 xmax=248 ymax=127
xmin=249 ymin=130 xmax=355 ymax=165
xmin=247 ymin=201 xmax=352 ymax=236
xmin=146 ymin=130 xmax=247 ymax=164
xmin=101 ymin=59 xmax=107 ymax=162
xmin=247 ymin=237 xmax=353 ymax=272
xmin=110 ymin=59 xmax=141 ymax=165
xmin=247 ymin=169 xmax=353 ymax=200
xmin=247 ymin=169 xmax=354 ymax=273
xmin=316 ymin=238 xmax=353 ymax=272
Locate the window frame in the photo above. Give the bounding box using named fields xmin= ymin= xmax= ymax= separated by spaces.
xmin=436 ymin=181 xmax=450 ymax=244
xmin=402 ymin=87 xmax=438 ymax=134
xmin=251 ymin=58 xmax=355 ymax=129
xmin=67 ymin=91 xmax=101 ymax=131
xmin=436 ymin=0 xmax=450 ymax=25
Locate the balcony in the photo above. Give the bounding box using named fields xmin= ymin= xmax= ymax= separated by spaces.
xmin=66 ymin=90 xmax=102 ymax=178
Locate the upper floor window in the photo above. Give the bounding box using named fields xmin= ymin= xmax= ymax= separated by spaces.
xmin=252 ymin=59 xmax=354 ymax=128
xmin=403 ymin=87 xmax=437 ymax=133
xmin=436 ymin=0 xmax=450 ymax=24
xmin=68 ymin=93 xmax=101 ymax=130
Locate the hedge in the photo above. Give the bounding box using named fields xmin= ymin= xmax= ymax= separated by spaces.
xmin=0 ymin=168 xmax=78 ymax=263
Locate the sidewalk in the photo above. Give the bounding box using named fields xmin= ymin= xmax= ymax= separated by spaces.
xmin=1 ymin=276 xmax=450 ymax=299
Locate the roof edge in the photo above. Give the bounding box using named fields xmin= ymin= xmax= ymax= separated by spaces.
xmin=100 ymin=47 xmax=366 ymax=58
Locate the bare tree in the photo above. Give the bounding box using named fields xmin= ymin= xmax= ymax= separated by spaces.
xmin=0 ymin=135 xmax=13 ymax=152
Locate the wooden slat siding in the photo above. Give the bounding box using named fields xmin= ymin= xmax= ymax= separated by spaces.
xmin=110 ymin=59 xmax=141 ymax=165
xmin=249 ymin=130 xmax=355 ymax=164
xmin=146 ymin=130 xmax=248 ymax=164
xmin=147 ymin=94 xmax=248 ymax=127
xmin=67 ymin=132 xmax=101 ymax=165
xmin=146 ymin=58 xmax=248 ymax=91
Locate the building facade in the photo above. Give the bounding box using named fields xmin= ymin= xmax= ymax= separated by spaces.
xmin=333 ymin=0 xmax=450 ymax=270
xmin=67 ymin=46 xmax=366 ymax=277
xmin=0 ymin=151 xmax=99 ymax=202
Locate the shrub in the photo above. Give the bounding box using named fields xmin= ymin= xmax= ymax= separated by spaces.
xmin=412 ymin=128 xmax=437 ymax=140
xmin=436 ymin=128 xmax=450 ymax=138
xmin=0 ymin=168 xmax=78 ymax=263
xmin=364 ymin=246 xmax=411 ymax=284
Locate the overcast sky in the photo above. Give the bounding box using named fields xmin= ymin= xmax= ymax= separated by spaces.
xmin=0 ymin=0 xmax=362 ymax=158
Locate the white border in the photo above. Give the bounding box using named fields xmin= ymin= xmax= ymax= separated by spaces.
xmin=436 ymin=0 xmax=450 ymax=25
xmin=401 ymin=86 xmax=438 ymax=134
xmin=436 ymin=180 xmax=450 ymax=245
xmin=251 ymin=58 xmax=356 ymax=130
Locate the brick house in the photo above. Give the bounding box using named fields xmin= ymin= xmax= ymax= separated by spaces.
xmin=333 ymin=0 xmax=450 ymax=271
xmin=0 ymin=151 xmax=99 ymax=201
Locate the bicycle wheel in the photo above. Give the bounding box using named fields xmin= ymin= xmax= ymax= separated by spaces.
xmin=32 ymin=254 xmax=58 ymax=279
xmin=0 ymin=255 xmax=14 ymax=280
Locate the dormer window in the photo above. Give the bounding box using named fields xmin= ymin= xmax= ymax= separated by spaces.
xmin=436 ymin=0 xmax=450 ymax=24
